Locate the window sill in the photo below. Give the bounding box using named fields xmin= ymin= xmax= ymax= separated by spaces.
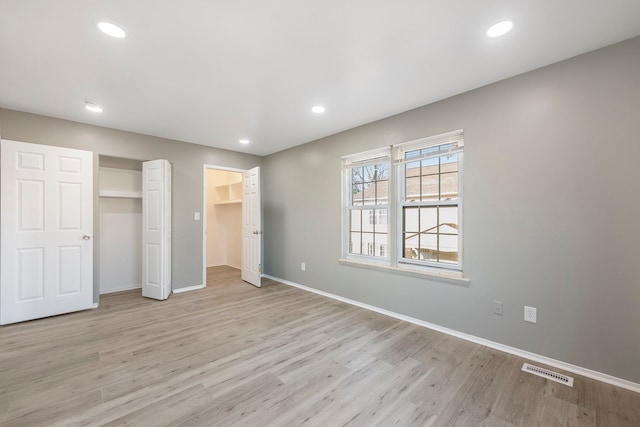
xmin=338 ymin=258 xmax=470 ymax=286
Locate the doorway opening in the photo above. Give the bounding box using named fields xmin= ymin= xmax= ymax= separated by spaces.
xmin=204 ymin=166 xmax=243 ymax=285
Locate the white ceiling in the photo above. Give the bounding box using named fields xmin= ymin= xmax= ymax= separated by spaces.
xmin=1 ymin=1 xmax=640 ymax=156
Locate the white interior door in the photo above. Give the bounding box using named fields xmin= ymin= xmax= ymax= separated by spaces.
xmin=142 ymin=159 xmax=172 ymax=300
xmin=242 ymin=166 xmax=262 ymax=287
xmin=1 ymin=139 xmax=93 ymax=325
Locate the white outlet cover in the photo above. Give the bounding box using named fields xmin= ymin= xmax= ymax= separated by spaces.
xmin=524 ymin=306 xmax=537 ymax=323
xmin=194 ymin=212 xmax=201 ymax=221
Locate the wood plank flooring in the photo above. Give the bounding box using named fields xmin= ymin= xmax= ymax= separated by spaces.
xmin=1 ymin=265 xmax=639 ymax=426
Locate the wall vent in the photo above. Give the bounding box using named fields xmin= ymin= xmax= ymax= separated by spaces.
xmin=522 ymin=363 xmax=574 ymax=387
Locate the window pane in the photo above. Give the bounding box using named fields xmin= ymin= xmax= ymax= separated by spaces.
xmin=374 ymin=233 xmax=388 ymax=257
xmin=403 ymin=232 xmax=419 ymax=259
xmin=363 ymin=165 xmax=376 ymax=181
xmin=350 ymin=210 xmax=362 ymax=232
xmin=351 ymin=167 xmax=364 ymax=184
xmin=401 ymin=205 xmax=459 ymax=264
xmin=350 ymin=232 xmax=362 ymax=255
xmin=362 ymin=232 xmax=374 ymax=255
xmin=439 ymin=206 xmax=458 ymax=229
xmin=375 ymin=164 xmax=389 ymax=180
xmin=420 ymin=174 xmax=439 ymax=201
xmin=419 ymin=233 xmax=438 ymax=262
xmin=438 ymin=206 xmax=458 ymax=263
xmin=405 ymin=177 xmax=420 ymax=202
xmin=352 ymin=183 xmax=364 ymax=206
xmin=362 ymin=209 xmax=374 ymax=232
xmin=404 ymin=207 xmax=419 ymax=233
xmin=422 ymin=145 xmax=441 ymax=155
xmin=419 ymin=207 xmax=438 ymax=233
xmin=362 ymin=183 xmax=376 ymax=204
xmin=352 ymin=166 xmax=364 ymax=184
xmin=379 ymin=209 xmax=389 ymax=231
xmin=439 ymin=234 xmax=458 ymax=263
xmin=441 ymin=153 xmax=458 ymax=172
xmin=405 ymin=149 xmax=421 ymax=160
xmin=421 ymin=157 xmax=438 ymax=175
xmin=420 ymin=232 xmax=438 ymax=251
xmin=366 ymin=242 xmax=374 ymax=256
xmin=405 ymin=161 xmax=420 ymax=177
xmin=375 ymin=180 xmax=388 ymax=204
xmin=402 ymin=149 xmax=461 ymax=203
xmin=440 ymin=172 xmax=458 ymax=200
xmin=351 ymin=161 xmax=389 ymax=207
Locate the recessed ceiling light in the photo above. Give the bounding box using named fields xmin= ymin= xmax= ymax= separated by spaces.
xmin=239 ymin=139 xmax=250 ymax=144
xmin=486 ymin=21 xmax=513 ymax=38
xmin=84 ymin=101 xmax=103 ymax=113
xmin=97 ymin=21 xmax=127 ymax=39
xmin=311 ymin=106 xmax=326 ymax=114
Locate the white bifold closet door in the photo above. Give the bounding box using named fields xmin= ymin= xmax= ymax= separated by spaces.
xmin=142 ymin=159 xmax=172 ymax=300
xmin=1 ymin=139 xmax=94 ymax=325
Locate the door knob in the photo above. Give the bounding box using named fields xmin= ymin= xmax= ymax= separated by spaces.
xmin=83 ymin=235 xmax=91 ymax=240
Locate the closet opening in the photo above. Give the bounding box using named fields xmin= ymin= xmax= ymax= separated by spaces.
xmin=98 ymin=155 xmax=143 ymax=295
xmin=204 ymin=166 xmax=244 ymax=286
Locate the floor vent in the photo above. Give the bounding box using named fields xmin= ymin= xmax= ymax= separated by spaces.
xmin=522 ymin=363 xmax=574 ymax=387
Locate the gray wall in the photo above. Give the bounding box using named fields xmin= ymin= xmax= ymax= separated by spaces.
xmin=0 ymin=109 xmax=262 ymax=299
xmin=262 ymin=36 xmax=640 ymax=383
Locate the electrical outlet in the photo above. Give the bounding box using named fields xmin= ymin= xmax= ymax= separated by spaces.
xmin=493 ymin=301 xmax=503 ymax=315
xmin=301 ymin=262 xmax=306 ymax=271
xmin=524 ymin=306 xmax=537 ymax=323
xmin=194 ymin=212 xmax=201 ymax=221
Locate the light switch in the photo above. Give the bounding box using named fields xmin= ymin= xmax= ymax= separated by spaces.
xmin=194 ymin=212 xmax=201 ymax=221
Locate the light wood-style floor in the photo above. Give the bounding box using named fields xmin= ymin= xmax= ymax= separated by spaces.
xmin=1 ymin=266 xmax=639 ymax=426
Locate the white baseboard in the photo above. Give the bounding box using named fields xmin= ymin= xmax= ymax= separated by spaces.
xmin=99 ymin=285 xmax=142 ymax=295
xmin=263 ymin=274 xmax=640 ymax=394
xmin=172 ymin=283 xmax=206 ymax=294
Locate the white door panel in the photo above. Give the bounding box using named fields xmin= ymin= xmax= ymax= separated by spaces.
xmin=242 ymin=166 xmax=261 ymax=287
xmin=142 ymin=160 xmax=171 ymax=300
xmin=1 ymin=139 xmax=93 ymax=325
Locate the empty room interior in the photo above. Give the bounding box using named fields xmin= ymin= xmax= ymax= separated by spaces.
xmin=1 ymin=1 xmax=640 ymax=426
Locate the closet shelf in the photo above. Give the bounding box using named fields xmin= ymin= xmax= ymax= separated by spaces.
xmin=99 ymin=167 xmax=142 ymax=199
xmin=212 ymin=180 xmax=242 ymax=204
xmin=214 ymin=199 xmax=241 ymax=205
xmin=99 ymin=191 xmax=143 ymax=199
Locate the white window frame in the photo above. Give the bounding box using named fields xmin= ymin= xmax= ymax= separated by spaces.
xmin=395 ymin=130 xmax=464 ymax=272
xmin=341 ymin=130 xmax=464 ymax=274
xmin=341 ymin=147 xmax=391 ymax=265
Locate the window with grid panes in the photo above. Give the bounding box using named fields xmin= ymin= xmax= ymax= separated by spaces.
xmin=341 ymin=130 xmax=463 ymax=272
xmin=343 ymin=151 xmax=390 ymax=261
xmin=399 ymin=132 xmax=463 ymax=269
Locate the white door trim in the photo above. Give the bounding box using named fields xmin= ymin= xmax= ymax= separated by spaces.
xmin=201 ymin=164 xmax=248 ymax=288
